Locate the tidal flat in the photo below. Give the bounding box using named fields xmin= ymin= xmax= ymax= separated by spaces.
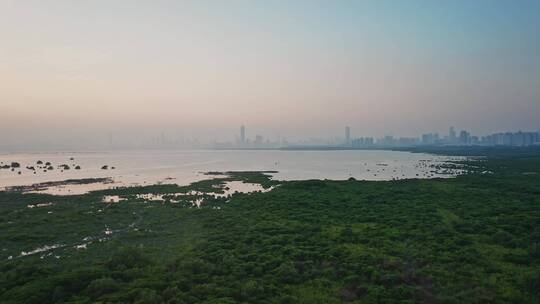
xmin=0 ymin=148 xmax=539 ymax=303
xmin=0 ymin=150 xmax=467 ymax=195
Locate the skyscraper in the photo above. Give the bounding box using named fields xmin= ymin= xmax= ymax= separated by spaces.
xmin=345 ymin=126 xmax=351 ymax=145
xmin=240 ymin=125 xmax=246 ymax=144
xmin=449 ymin=127 xmax=456 ymax=143
xmin=459 ymin=130 xmax=470 ymax=145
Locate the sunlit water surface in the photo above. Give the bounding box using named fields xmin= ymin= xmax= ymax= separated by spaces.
xmin=0 ymin=150 xmax=465 ymax=195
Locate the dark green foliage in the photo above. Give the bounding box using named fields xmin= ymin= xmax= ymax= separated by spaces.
xmin=86 ymin=277 xmax=119 ymax=298
xmin=0 ymin=150 xmax=539 ymax=303
xmin=106 ymin=247 xmax=150 ymax=271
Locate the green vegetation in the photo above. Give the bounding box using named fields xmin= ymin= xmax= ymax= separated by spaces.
xmin=0 ymin=151 xmax=539 ymax=303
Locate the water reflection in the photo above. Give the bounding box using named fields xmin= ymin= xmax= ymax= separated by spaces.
xmin=0 ymin=150 xmax=467 ymax=195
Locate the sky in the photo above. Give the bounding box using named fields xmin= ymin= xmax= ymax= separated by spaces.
xmin=1 ymin=0 xmax=539 ymax=148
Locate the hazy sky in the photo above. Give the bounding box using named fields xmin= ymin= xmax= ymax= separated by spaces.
xmin=1 ymin=0 xmax=539 ymax=146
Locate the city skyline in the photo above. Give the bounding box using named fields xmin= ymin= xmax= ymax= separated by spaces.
xmin=4 ymin=124 xmax=538 ymax=151
xmin=1 ymin=0 xmax=539 ymax=149
xmin=225 ymin=125 xmax=540 ymax=149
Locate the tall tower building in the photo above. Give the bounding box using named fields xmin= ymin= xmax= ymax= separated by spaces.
xmin=345 ymin=126 xmax=351 ymax=145
xmin=240 ymin=125 xmax=246 ymax=144
xmin=449 ymin=127 xmax=456 ymax=143
xmin=459 ymin=130 xmax=470 ymax=145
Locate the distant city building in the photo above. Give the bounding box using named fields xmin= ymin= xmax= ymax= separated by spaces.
xmin=345 ymin=126 xmax=351 ymax=145
xmin=422 ymin=133 xmax=439 ymax=145
xmin=449 ymin=127 xmax=456 ymax=143
xmin=240 ymin=125 xmax=246 ymax=144
xmin=459 ymin=130 xmax=470 ymax=145
xmin=479 ymin=131 xmax=540 ymax=146
xmin=377 ymin=135 xmax=396 ymax=147
xmin=351 ymin=137 xmax=374 ymax=147
xmin=255 ymin=135 xmax=263 ymax=145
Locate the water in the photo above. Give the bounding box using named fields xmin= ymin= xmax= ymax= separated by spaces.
xmin=0 ymin=149 xmax=465 ymax=194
